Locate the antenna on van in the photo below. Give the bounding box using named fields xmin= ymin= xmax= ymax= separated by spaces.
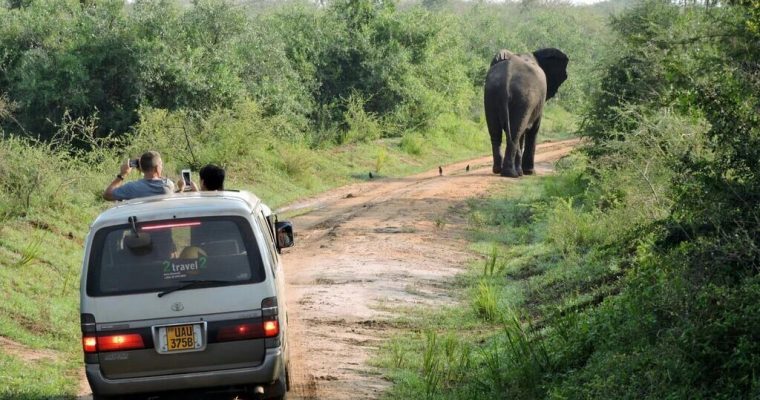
xmin=129 ymin=216 xmax=138 ymax=235
xmin=182 ymin=123 xmax=198 ymax=168
xmin=125 ymin=216 xmax=152 ymax=252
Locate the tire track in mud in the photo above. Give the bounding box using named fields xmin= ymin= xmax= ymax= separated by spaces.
xmin=282 ymin=139 xmax=579 ymax=400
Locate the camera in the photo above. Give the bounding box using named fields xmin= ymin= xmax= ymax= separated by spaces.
xmin=181 ymin=169 xmax=192 ymax=185
xmin=129 ymin=159 xmax=139 ymax=168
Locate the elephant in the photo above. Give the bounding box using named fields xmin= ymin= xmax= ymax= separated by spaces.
xmin=484 ymin=48 xmax=569 ymax=177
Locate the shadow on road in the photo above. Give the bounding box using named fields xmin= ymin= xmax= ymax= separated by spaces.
xmin=71 ymin=390 xmax=265 ymax=400
xmin=0 ymin=391 xmax=264 ymax=400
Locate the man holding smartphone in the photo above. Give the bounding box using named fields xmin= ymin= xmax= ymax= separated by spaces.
xmin=177 ymin=164 xmax=225 ymax=192
xmin=103 ymin=151 xmax=176 ymax=201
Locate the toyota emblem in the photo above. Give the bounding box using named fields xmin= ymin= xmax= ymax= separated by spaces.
xmin=171 ymin=302 xmax=184 ymax=312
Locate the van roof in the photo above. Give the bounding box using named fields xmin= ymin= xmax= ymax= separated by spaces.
xmin=91 ymin=191 xmax=262 ymax=230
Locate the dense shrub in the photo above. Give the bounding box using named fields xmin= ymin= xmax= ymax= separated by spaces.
xmin=548 ymin=0 xmax=760 ymax=397
xmin=0 ymin=0 xmax=609 ymax=146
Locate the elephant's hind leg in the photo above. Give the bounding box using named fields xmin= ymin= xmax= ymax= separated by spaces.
xmin=516 ymin=132 xmax=527 ymax=176
xmin=485 ymin=110 xmax=503 ymax=174
xmin=522 ymin=119 xmax=541 ymax=175
xmin=501 ymin=105 xmax=531 ymax=178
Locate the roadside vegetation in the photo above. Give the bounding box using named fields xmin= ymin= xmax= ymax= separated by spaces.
xmin=378 ymin=0 xmax=760 ymax=398
xmin=0 ymin=0 xmax=604 ymax=397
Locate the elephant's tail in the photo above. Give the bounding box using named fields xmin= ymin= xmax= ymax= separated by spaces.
xmin=500 ymin=96 xmax=511 ymax=144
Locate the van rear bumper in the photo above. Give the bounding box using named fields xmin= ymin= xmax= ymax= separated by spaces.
xmin=86 ymin=348 xmax=284 ymax=396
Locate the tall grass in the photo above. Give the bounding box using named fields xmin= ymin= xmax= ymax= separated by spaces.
xmin=377 ymin=151 xmax=661 ymax=398
xmin=474 ymin=280 xmax=499 ymax=322
xmin=11 ymin=236 xmax=42 ymax=269
xmin=422 ymin=331 xmax=443 ymax=397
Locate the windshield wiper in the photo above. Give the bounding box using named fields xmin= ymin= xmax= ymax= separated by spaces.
xmin=157 ymin=279 xmax=231 ymax=298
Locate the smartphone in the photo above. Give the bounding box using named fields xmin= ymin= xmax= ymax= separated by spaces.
xmin=129 ymin=159 xmax=139 ymax=168
xmin=181 ymin=169 xmax=192 ymax=185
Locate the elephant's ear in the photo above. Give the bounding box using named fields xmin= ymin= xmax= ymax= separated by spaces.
xmin=533 ymin=48 xmax=569 ymax=100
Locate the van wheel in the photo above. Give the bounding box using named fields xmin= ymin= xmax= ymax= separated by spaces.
xmin=285 ymin=363 xmax=291 ymax=391
xmin=267 ymin=366 xmax=289 ymax=400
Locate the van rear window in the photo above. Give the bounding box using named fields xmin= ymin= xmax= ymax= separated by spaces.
xmin=86 ymin=216 xmax=265 ymax=297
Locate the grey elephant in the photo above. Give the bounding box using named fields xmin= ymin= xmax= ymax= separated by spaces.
xmin=484 ymin=48 xmax=569 ymax=177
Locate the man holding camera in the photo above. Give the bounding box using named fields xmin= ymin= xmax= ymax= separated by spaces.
xmin=103 ymin=151 xmax=176 ymax=201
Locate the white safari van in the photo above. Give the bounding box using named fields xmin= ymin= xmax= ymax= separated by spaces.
xmin=79 ymin=191 xmax=293 ymax=399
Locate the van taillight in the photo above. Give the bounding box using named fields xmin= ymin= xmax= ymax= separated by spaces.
xmin=264 ymin=320 xmax=279 ymax=337
xmin=217 ymin=320 xmax=279 ymax=342
xmin=217 ymin=323 xmax=258 ymax=341
xmin=82 ymin=334 xmax=145 ymax=353
xmin=83 ymin=337 xmax=97 ymax=353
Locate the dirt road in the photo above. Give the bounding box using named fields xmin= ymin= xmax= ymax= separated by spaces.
xmin=281 ymin=139 xmax=578 ymax=400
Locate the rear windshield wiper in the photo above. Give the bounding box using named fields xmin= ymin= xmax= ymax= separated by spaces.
xmin=157 ymin=280 xmax=231 ymax=298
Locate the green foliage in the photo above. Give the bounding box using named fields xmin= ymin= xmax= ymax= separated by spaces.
xmin=553 ymin=0 xmax=760 ymax=398
xmin=374 ymin=146 xmax=388 ymax=173
xmin=460 ymin=1 xmax=611 ymax=110
xmin=540 ymin=102 xmax=579 ymax=140
xmin=11 ymin=235 xmax=42 ymax=269
xmin=399 ymin=132 xmax=425 ymax=155
xmin=0 ymin=132 xmax=108 ymax=219
xmin=342 ymin=92 xmax=383 ymax=144
xmin=0 ymin=353 xmax=81 ymax=399
xmin=483 ymin=245 xmax=500 ymax=277
xmin=473 ymin=280 xmax=499 ymax=322
xmin=0 ymin=0 xmax=608 ymax=146
xmin=422 ymin=331 xmax=443 ymax=396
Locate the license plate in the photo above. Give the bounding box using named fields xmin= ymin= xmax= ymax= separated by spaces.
xmin=157 ymin=323 xmax=204 ymax=353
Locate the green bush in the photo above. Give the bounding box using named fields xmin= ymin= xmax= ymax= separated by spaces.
xmin=0 ymin=0 xmax=608 ymax=146
xmin=0 ymin=132 xmax=108 ymax=219
xmin=342 ymin=93 xmax=383 ymax=144
xmin=548 ymin=0 xmax=760 ymax=397
xmin=399 ymin=133 xmax=425 ymax=155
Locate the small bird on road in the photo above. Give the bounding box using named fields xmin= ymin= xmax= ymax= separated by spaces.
xmin=369 ymin=172 xmax=373 ymax=179
xmin=438 ymin=166 xmax=443 ymax=176
xmin=466 ymin=164 xmax=470 ymax=172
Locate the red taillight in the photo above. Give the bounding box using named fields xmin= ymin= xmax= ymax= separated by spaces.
xmin=83 ymin=334 xmax=145 ymax=352
xmin=218 ymin=323 xmax=258 ymax=341
xmin=83 ymin=336 xmax=97 ymax=353
xmin=99 ymin=334 xmax=144 ymax=351
xmin=264 ymin=320 xmax=279 ymax=337
xmin=217 ymin=320 xmax=279 ymax=342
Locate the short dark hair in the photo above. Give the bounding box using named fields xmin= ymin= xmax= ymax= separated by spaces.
xmin=139 ymin=151 xmax=162 ymax=173
xmin=199 ymin=164 xmax=225 ymax=191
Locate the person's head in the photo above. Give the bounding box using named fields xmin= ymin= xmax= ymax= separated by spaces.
xmin=139 ymin=151 xmax=163 ymax=177
xmin=199 ymin=164 xmax=225 ymax=191
xmin=179 ymin=245 xmax=207 ymax=259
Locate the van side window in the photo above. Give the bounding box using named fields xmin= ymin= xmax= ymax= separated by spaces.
xmin=256 ymin=212 xmax=278 ymax=269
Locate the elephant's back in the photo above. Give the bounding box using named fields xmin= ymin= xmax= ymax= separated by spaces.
xmin=485 ymin=55 xmax=546 ymax=103
xmin=510 ymin=60 xmax=546 ymax=104
xmin=484 ymin=60 xmax=511 ymax=99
